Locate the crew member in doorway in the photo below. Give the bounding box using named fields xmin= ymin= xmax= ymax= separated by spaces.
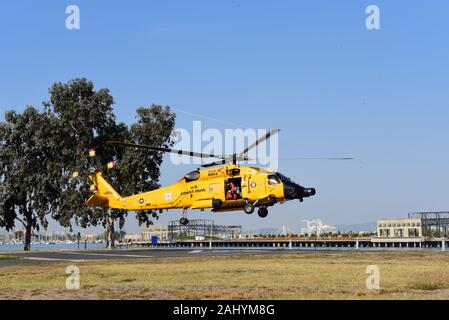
xmin=225 ymin=179 xmax=239 ymax=200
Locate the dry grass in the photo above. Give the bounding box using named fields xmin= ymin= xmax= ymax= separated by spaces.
xmin=1 ymin=251 xmax=449 ymax=300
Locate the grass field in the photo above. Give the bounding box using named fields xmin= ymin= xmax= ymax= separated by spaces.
xmin=1 ymin=251 xmax=449 ymax=300
xmin=0 ymin=255 xmax=19 ymax=261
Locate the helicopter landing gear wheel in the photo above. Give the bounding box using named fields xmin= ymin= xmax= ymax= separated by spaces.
xmin=258 ymin=207 xmax=268 ymax=218
xmin=180 ymin=217 xmax=189 ymax=225
xmin=180 ymin=208 xmax=189 ymax=225
xmin=243 ymin=203 xmax=255 ymax=214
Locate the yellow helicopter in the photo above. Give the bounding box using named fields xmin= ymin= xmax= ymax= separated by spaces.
xmin=86 ymin=129 xmax=350 ymax=225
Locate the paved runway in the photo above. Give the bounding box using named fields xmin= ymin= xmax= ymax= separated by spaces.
xmin=0 ymin=248 xmax=294 ymax=267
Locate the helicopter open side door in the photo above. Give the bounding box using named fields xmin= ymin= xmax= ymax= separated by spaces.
xmin=224 ymin=178 xmax=242 ymax=200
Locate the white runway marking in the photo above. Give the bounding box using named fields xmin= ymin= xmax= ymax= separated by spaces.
xmin=23 ymin=257 xmax=99 ymax=262
xmin=56 ymin=252 xmax=152 ymax=258
xmin=189 ymin=250 xmax=204 ymax=254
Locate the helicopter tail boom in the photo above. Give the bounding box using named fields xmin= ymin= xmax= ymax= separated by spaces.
xmin=86 ymin=172 xmax=122 ymax=208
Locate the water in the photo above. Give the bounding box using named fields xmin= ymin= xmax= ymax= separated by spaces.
xmin=0 ymin=242 xmax=106 ymax=252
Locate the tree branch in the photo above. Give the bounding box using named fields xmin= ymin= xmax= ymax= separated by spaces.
xmin=15 ymin=217 xmax=26 ymax=228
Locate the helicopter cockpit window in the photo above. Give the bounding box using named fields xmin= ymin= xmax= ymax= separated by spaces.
xmin=267 ymin=174 xmax=281 ymax=185
xmin=276 ymin=173 xmax=293 ymax=184
xmin=185 ymin=170 xmax=200 ymax=182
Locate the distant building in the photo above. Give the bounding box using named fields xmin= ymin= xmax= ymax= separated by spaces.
xmin=14 ymin=230 xmax=26 ymax=241
xmin=377 ymin=218 xmax=422 ymax=238
xmin=140 ymin=225 xmax=169 ymax=241
xmin=83 ymin=233 xmax=95 ymax=242
xmin=168 ymin=219 xmax=242 ymax=240
xmin=124 ymin=234 xmax=140 ymax=242
xmin=300 ymin=219 xmax=337 ymax=236
xmin=408 ymin=212 xmax=449 ymax=237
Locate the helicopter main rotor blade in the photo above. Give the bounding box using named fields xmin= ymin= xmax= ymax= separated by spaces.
xmin=278 ymin=157 xmax=354 ymax=160
xmin=257 ymin=157 xmax=354 ymax=161
xmin=201 ymin=159 xmax=227 ymax=168
xmin=106 ymin=141 xmax=225 ymax=160
xmin=238 ymin=128 xmax=280 ymax=159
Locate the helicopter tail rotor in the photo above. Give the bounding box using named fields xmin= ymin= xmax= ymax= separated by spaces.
xmin=70 ymin=147 xmax=119 ymax=197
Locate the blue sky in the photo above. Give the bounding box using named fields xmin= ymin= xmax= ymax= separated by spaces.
xmin=1 ymin=1 xmax=448 ymax=234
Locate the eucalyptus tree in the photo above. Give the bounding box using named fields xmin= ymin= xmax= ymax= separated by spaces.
xmin=46 ymin=79 xmax=176 ymax=248
xmin=0 ymin=78 xmax=176 ymax=250
xmin=0 ymin=107 xmax=61 ymax=251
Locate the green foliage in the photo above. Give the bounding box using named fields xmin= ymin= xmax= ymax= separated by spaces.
xmin=46 ymin=78 xmax=176 ymax=247
xmin=114 ymin=105 xmax=176 ymax=227
xmin=44 ymin=78 xmax=119 ymax=230
xmin=0 ymin=107 xmax=61 ymax=250
xmin=0 ymin=78 xmax=176 ymax=250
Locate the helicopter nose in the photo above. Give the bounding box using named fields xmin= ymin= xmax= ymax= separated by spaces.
xmin=303 ymin=188 xmax=316 ymax=197
xmin=283 ymin=182 xmax=316 ymax=200
xmin=298 ymin=186 xmax=316 ymax=200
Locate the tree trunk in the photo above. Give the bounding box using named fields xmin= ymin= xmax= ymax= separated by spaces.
xmin=24 ymin=220 xmax=32 ymax=251
xmin=106 ymin=214 xmax=115 ymax=250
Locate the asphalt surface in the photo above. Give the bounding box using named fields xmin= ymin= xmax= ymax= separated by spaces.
xmin=0 ymin=248 xmax=294 ymax=267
